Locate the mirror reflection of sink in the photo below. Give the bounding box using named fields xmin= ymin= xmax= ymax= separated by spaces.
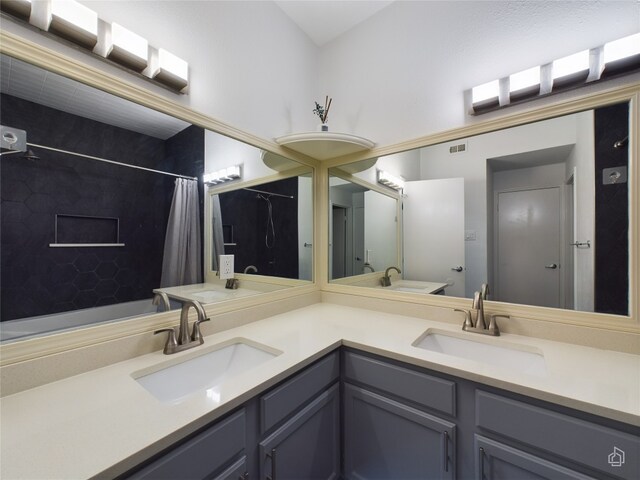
xmin=386 ymin=280 xmax=447 ymax=295
xmin=133 ymin=339 xmax=281 ymax=404
xmin=413 ymin=329 xmax=546 ymax=376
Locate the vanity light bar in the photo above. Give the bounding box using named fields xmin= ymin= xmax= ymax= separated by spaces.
xmin=2 ymin=0 xmax=189 ymax=92
xmin=377 ymin=169 xmax=405 ymax=190
xmin=204 ymin=165 xmax=242 ymax=185
xmin=469 ymin=32 xmax=640 ymax=114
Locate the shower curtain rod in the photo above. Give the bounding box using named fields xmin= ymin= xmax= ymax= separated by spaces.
xmin=25 ymin=142 xmax=198 ymax=181
xmin=243 ymin=187 xmax=295 ymax=199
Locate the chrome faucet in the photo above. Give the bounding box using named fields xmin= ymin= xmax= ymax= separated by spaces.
xmin=381 ymin=266 xmax=401 ymax=287
xmin=363 ymin=263 xmax=375 ymax=273
xmin=455 ymin=284 xmax=508 ymax=336
xmin=154 ymin=300 xmax=210 ymax=354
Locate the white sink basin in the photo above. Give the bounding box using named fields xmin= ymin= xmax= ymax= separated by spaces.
xmin=133 ymin=339 xmax=281 ymax=404
xmin=413 ymin=329 xmax=546 ymax=376
xmin=386 ymin=280 xmax=447 ymax=295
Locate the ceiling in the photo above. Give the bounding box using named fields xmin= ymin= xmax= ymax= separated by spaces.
xmin=0 ymin=54 xmax=191 ymax=140
xmin=274 ymin=0 xmax=394 ymax=46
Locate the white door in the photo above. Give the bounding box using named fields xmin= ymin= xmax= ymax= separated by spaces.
xmin=403 ymin=178 xmax=465 ymax=297
xmin=496 ymin=187 xmax=561 ymax=308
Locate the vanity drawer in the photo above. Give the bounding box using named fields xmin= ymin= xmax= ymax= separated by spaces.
xmin=260 ymin=351 xmax=339 ymax=433
xmin=343 ymin=350 xmax=456 ymax=416
xmin=127 ymin=409 xmax=245 ymax=480
xmin=476 ymin=390 xmax=640 ymax=479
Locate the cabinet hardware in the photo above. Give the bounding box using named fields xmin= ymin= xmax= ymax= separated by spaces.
xmin=266 ymin=448 xmax=277 ymax=480
xmin=239 ymin=472 xmax=249 ymax=480
xmin=544 ymin=263 xmax=558 ymax=269
xmin=479 ymin=446 xmax=485 ymax=479
xmin=451 ymin=266 xmax=463 ymax=272
xmin=442 ymin=430 xmax=449 ymax=472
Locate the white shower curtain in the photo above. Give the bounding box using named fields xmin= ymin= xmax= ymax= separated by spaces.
xmin=160 ymin=178 xmax=202 ymax=287
xmin=211 ymin=194 xmax=225 ymax=271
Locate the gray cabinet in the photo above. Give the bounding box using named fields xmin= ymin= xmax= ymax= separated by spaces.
xmin=343 ymin=383 xmax=455 ymax=479
xmin=476 ymin=390 xmax=640 ymax=480
xmin=475 ymin=435 xmax=596 ymax=480
xmin=125 ymin=409 xmax=247 ymax=480
xmin=259 ymin=383 xmax=341 ymax=480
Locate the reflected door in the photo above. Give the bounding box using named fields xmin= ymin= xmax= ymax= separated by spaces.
xmin=403 ymin=178 xmax=465 ymax=297
xmin=496 ymin=187 xmax=561 ymax=308
xmin=332 ymin=206 xmax=348 ymax=279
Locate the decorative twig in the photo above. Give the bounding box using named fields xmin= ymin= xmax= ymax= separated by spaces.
xmin=313 ymin=96 xmax=333 ymax=124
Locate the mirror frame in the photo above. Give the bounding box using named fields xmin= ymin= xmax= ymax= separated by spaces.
xmin=0 ymin=31 xmax=320 ymax=364
xmin=319 ymin=84 xmax=639 ymax=334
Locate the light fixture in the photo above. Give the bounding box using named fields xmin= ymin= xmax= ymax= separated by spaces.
xmin=152 ymin=48 xmax=189 ymax=91
xmin=105 ymin=23 xmax=148 ymax=72
xmin=602 ymin=32 xmax=640 ymax=78
xmin=509 ymin=66 xmax=540 ymax=101
xmin=0 ymin=0 xmax=32 ymax=20
xmin=468 ymin=32 xmax=640 ymax=115
xmin=203 ymin=165 xmax=242 ymax=185
xmin=552 ymin=50 xmax=589 ymax=88
xmin=377 ymin=169 xmax=405 ymax=190
xmin=48 ymin=0 xmax=98 ymax=49
xmin=471 ymin=80 xmax=500 ymax=112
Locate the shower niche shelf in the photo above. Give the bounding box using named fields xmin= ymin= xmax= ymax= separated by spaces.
xmin=49 ymin=214 xmax=125 ymax=248
xmin=275 ymin=132 xmax=374 ymax=161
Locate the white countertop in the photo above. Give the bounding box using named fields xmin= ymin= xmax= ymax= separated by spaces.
xmin=1 ymin=303 xmax=639 ymax=479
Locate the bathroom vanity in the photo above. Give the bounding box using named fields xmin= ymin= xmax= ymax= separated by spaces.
xmin=1 ymin=303 xmax=637 ymax=480
xmin=123 ymin=347 xmax=638 ymax=480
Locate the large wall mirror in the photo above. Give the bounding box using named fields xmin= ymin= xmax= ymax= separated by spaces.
xmin=0 ymin=53 xmax=311 ymax=343
xmin=329 ymin=102 xmax=631 ymax=317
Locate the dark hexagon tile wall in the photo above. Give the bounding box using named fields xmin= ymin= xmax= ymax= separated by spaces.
xmin=1 ymin=94 xmax=205 ymax=321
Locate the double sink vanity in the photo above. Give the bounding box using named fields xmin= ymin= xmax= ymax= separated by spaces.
xmin=1 ymin=301 xmax=638 ymax=479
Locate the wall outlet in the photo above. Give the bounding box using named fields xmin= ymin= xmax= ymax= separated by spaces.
xmin=219 ymin=255 xmax=234 ymax=279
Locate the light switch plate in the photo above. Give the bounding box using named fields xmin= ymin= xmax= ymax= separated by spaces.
xmin=219 ymin=255 xmax=234 ymax=279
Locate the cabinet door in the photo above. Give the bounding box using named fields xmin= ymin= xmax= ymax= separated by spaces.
xmin=125 ymin=410 xmax=245 ymax=480
xmin=475 ymin=436 xmax=596 ymax=480
xmin=212 ymin=456 xmax=248 ymax=480
xmin=344 ymin=383 xmax=455 ymax=480
xmin=259 ymin=383 xmax=340 ymax=480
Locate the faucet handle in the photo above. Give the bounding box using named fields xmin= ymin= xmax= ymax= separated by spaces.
xmin=454 ymin=308 xmax=474 ymax=329
xmin=154 ymin=327 xmax=178 ymax=354
xmin=191 ymin=316 xmax=211 ymax=343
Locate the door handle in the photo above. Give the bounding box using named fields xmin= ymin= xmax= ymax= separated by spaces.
xmin=442 ymin=431 xmax=449 ymax=472
xmin=451 ymin=266 xmax=463 ymax=272
xmin=266 ymin=448 xmax=276 ymax=480
xmin=545 ymin=263 xmax=558 ymax=269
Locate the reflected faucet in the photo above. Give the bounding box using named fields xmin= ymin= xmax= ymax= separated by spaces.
xmin=154 ymin=300 xmax=210 ymax=354
xmin=381 ymin=266 xmax=401 ymax=287
xmin=244 ymin=265 xmax=258 ymax=274
xmin=152 ymin=292 xmax=171 ymax=312
xmin=363 ymin=263 xmax=374 ymax=273
xmin=480 ymin=283 xmax=489 ymax=300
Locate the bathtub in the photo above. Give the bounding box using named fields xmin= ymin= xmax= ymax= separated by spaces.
xmin=0 ymin=299 xmax=167 ymax=342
